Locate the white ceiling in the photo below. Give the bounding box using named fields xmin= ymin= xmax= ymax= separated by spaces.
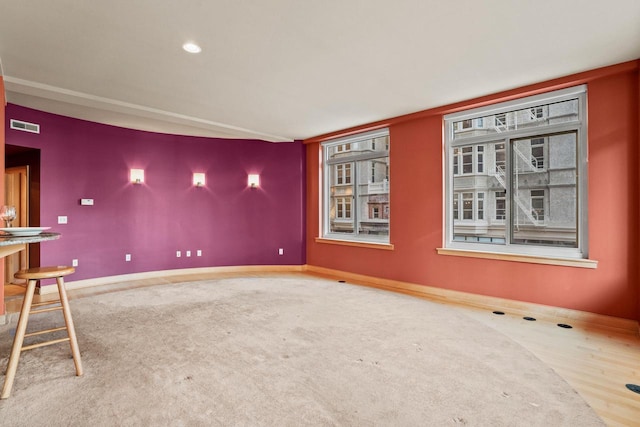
xmin=1 ymin=1 xmax=639 ymax=142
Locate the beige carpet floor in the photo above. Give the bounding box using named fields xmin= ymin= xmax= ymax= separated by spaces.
xmin=0 ymin=275 xmax=603 ymax=426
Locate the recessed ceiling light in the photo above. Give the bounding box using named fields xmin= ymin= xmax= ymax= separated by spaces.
xmin=182 ymin=42 xmax=201 ymax=54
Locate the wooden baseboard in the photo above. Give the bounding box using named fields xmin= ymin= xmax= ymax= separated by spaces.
xmin=33 ymin=263 xmax=638 ymax=334
xmin=37 ymin=265 xmax=306 ymax=295
xmin=304 ymin=265 xmax=640 ymax=335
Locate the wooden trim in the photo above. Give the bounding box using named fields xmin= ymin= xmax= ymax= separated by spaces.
xmin=436 ymin=248 xmax=598 ymax=269
xmin=0 ymin=243 xmax=25 ymax=258
xmin=305 ymin=265 xmax=638 ymax=334
xmin=314 ymin=237 xmax=394 ymax=251
xmin=33 ymin=263 xmax=638 ymax=334
xmin=38 ymin=265 xmax=306 ymax=295
xmin=304 ymin=60 xmax=640 ymax=144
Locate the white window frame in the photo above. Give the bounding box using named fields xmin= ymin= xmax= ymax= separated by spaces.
xmin=444 ymin=85 xmax=588 ymax=259
xmin=322 ymin=128 xmax=390 ymax=244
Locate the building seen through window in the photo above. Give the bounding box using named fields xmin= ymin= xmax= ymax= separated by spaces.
xmin=444 ymin=86 xmax=587 ymax=258
xmin=323 ymin=129 xmax=390 ymax=243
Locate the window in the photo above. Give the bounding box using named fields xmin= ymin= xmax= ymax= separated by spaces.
xmin=452 ymin=192 xmax=485 ymax=222
xmin=462 ymin=193 xmax=473 ymax=220
xmin=335 ymin=197 xmax=352 ymax=219
xmin=530 ymin=190 xmax=545 ymax=221
xmin=444 ymin=86 xmax=588 ymax=259
xmin=323 ymin=129 xmax=390 ymax=243
xmin=495 ymin=191 xmax=506 ymax=220
xmin=462 ymin=147 xmax=473 ymax=174
xmin=495 ymin=143 xmax=506 ymax=172
xmin=530 ymin=137 xmax=545 ymax=170
xmin=495 ymin=113 xmax=507 ymax=130
xmin=336 ymin=163 xmax=351 ymax=185
xmin=454 ymin=145 xmax=484 ymax=175
xmin=531 ymin=106 xmax=544 ymax=119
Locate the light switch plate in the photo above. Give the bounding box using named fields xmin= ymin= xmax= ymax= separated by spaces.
xmin=80 ymin=199 xmax=94 ymax=206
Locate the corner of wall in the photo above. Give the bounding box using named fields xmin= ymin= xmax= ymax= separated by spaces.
xmin=0 ymin=74 xmax=6 ymax=316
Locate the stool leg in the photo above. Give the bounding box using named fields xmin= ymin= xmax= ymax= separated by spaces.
xmin=56 ymin=276 xmax=83 ymax=376
xmin=1 ymin=279 xmax=38 ymax=399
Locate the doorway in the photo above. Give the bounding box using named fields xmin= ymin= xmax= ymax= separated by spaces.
xmin=4 ymin=165 xmax=29 ymax=284
xmin=3 ymin=145 xmax=41 ymax=299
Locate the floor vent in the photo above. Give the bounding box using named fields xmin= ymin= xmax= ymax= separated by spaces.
xmin=10 ymin=119 xmax=40 ymax=134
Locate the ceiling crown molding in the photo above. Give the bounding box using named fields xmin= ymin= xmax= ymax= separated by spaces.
xmin=4 ymin=76 xmax=293 ymax=142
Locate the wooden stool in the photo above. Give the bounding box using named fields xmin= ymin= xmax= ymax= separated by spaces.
xmin=1 ymin=266 xmax=83 ymax=399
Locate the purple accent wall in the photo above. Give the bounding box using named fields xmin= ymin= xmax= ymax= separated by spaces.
xmin=5 ymin=104 xmax=306 ymax=281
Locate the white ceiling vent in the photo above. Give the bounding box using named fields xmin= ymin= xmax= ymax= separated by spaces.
xmin=10 ymin=119 xmax=40 ymax=134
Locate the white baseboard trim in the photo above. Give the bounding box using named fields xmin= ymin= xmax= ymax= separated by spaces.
xmin=37 ymin=265 xmax=306 ymax=295
xmin=305 ymin=265 xmax=640 ymax=334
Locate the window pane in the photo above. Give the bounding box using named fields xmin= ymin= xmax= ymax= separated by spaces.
xmin=453 ymin=193 xmax=459 ymax=220
xmin=462 ymin=193 xmax=473 ymax=219
xmin=328 ymin=163 xmax=354 ymax=234
xmin=453 ymin=147 xmax=459 ymax=175
xmin=462 ymin=147 xmax=473 ymax=173
xmin=495 ymin=143 xmax=505 ymax=173
xmin=453 ymin=98 xmax=580 ymax=141
xmin=452 ymin=142 xmax=506 ymax=244
xmin=323 ymin=129 xmax=390 ymax=243
xmin=357 ymin=157 xmax=389 ymax=237
xmin=328 ymin=142 xmax=352 ymax=158
xmin=495 ymin=191 xmax=506 ymax=220
xmin=514 ymin=137 xmax=546 ymax=172
xmin=511 ymin=132 xmax=577 ymax=247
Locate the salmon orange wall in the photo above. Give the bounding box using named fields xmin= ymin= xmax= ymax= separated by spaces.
xmin=306 ymin=61 xmax=640 ymax=321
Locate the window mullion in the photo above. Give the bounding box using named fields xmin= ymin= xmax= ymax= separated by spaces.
xmin=352 ymin=161 xmax=359 ymax=236
xmin=506 ymin=138 xmax=514 ymax=246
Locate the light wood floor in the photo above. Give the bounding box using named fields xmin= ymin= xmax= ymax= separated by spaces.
xmin=3 ymin=272 xmax=640 ymax=426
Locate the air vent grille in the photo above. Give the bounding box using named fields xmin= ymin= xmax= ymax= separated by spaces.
xmin=10 ymin=119 xmax=40 ymax=134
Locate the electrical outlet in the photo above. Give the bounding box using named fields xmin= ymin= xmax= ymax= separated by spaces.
xmin=176 ymin=251 xmax=181 ymax=258
xmin=186 ymin=250 xmax=191 ymax=257
xmin=72 ymin=259 xmax=78 ymax=267
xmin=197 ymin=250 xmax=202 ymax=257
xmin=58 ymin=216 xmax=68 ymax=224
xmin=278 ymin=248 xmax=284 ymax=255
xmin=125 ymin=254 xmax=131 ymax=262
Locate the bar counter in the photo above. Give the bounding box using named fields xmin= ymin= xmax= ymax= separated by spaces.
xmin=0 ymin=232 xmax=61 ymax=258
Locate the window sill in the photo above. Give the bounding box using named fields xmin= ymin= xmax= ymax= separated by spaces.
xmin=436 ymin=248 xmax=597 ymax=269
xmin=315 ymin=237 xmax=395 ymax=251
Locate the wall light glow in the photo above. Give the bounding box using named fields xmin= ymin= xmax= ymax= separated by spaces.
xmin=130 ymin=169 xmax=145 ymax=184
xmin=248 ymin=174 xmax=260 ymax=188
xmin=193 ymin=172 xmax=206 ymax=187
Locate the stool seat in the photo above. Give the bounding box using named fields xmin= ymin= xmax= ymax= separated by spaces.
xmin=1 ymin=265 xmax=82 ymax=399
xmin=15 ymin=266 xmax=75 ymax=280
